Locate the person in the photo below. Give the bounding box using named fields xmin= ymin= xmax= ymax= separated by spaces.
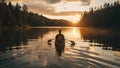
xmin=55 ymin=29 xmax=65 ymax=42
xmin=55 ymin=29 xmax=65 ymax=56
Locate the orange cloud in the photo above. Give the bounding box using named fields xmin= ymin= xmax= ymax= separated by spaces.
xmin=44 ymin=0 xmax=61 ymax=4
xmin=6 ymin=0 xmax=21 ymax=1
xmin=7 ymin=0 xmax=87 ymax=17
xmin=28 ymin=3 xmax=82 ymax=16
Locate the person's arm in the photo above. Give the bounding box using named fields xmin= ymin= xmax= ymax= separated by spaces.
xmin=55 ymin=34 xmax=58 ymax=40
xmin=62 ymin=34 xmax=65 ymax=40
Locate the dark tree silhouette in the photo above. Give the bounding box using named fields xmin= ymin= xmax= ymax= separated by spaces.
xmin=0 ymin=1 xmax=73 ymax=33
xmin=8 ymin=2 xmax=14 ymax=14
xmin=0 ymin=0 xmax=5 ymax=3
xmin=79 ymin=0 xmax=120 ymax=29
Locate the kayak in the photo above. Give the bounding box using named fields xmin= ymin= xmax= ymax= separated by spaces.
xmin=55 ymin=40 xmax=65 ymax=56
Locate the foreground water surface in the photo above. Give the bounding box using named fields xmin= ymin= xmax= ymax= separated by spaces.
xmin=0 ymin=27 xmax=120 ymax=68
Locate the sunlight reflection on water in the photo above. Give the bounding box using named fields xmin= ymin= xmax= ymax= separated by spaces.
xmin=0 ymin=27 xmax=120 ymax=68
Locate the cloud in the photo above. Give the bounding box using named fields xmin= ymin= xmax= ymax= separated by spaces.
xmin=51 ymin=11 xmax=82 ymax=16
xmin=63 ymin=0 xmax=91 ymax=5
xmin=6 ymin=0 xmax=21 ymax=1
xmin=27 ymin=2 xmax=55 ymax=14
xmin=29 ymin=4 xmax=82 ymax=16
xmin=80 ymin=0 xmax=91 ymax=5
xmin=63 ymin=0 xmax=80 ymax=2
xmin=24 ymin=0 xmax=84 ymax=16
xmin=6 ymin=0 xmax=91 ymax=5
xmin=7 ymin=0 xmax=87 ymax=17
xmin=44 ymin=0 xmax=61 ymax=4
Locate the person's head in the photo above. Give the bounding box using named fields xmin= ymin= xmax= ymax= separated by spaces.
xmin=59 ymin=29 xmax=61 ymax=34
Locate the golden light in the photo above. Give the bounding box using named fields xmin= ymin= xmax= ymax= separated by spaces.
xmin=72 ymin=27 xmax=82 ymax=39
xmin=52 ymin=1 xmax=83 ymax=12
xmin=45 ymin=14 xmax=81 ymax=24
xmin=69 ymin=14 xmax=81 ymax=24
xmin=63 ymin=27 xmax=82 ymax=40
xmin=9 ymin=0 xmax=23 ymax=5
xmin=70 ymin=18 xmax=79 ymax=24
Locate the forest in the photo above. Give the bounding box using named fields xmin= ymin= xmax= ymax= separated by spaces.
xmin=79 ymin=1 xmax=120 ymax=29
xmin=1 ymin=0 xmax=120 ymax=32
xmin=0 ymin=1 xmax=29 ymax=30
xmin=0 ymin=1 xmax=73 ymax=32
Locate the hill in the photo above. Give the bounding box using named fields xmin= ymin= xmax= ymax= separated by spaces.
xmin=0 ymin=1 xmax=73 ymax=32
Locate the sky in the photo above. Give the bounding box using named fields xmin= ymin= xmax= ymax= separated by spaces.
xmin=5 ymin=0 xmax=119 ymax=23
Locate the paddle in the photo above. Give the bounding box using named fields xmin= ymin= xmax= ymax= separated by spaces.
xmin=65 ymin=39 xmax=75 ymax=46
xmin=48 ymin=39 xmax=75 ymax=46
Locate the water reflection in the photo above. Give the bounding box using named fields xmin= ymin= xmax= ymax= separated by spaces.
xmin=55 ymin=41 xmax=65 ymax=56
xmin=0 ymin=28 xmax=51 ymax=53
xmin=0 ymin=29 xmax=28 ymax=53
xmin=0 ymin=27 xmax=120 ymax=68
xmin=72 ymin=27 xmax=82 ymax=40
xmin=80 ymin=28 xmax=120 ymax=51
xmin=62 ymin=27 xmax=82 ymax=41
xmin=0 ymin=27 xmax=120 ymax=53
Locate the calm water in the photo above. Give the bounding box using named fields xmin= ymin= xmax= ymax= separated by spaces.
xmin=0 ymin=27 xmax=120 ymax=68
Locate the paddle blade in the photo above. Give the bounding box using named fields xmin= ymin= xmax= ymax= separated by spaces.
xmin=48 ymin=39 xmax=52 ymax=42
xmin=70 ymin=41 xmax=75 ymax=46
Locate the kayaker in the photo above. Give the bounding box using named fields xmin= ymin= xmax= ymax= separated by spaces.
xmin=55 ymin=29 xmax=65 ymax=42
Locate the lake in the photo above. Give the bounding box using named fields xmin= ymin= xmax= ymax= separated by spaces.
xmin=0 ymin=27 xmax=120 ymax=68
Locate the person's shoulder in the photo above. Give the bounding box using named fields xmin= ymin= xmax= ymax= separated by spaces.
xmin=56 ymin=34 xmax=60 ymax=37
xmin=60 ymin=34 xmax=64 ymax=37
xmin=61 ymin=34 xmax=64 ymax=36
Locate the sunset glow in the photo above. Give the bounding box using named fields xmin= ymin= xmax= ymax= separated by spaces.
xmin=8 ymin=0 xmax=119 ymax=21
xmin=45 ymin=14 xmax=81 ymax=23
xmin=70 ymin=14 xmax=81 ymax=23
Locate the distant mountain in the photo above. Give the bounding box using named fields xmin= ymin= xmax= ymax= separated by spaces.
xmin=28 ymin=13 xmax=73 ymax=26
xmin=51 ymin=19 xmax=73 ymax=26
xmin=0 ymin=1 xmax=73 ymax=31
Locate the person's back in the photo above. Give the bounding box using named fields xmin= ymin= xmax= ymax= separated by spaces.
xmin=55 ymin=30 xmax=65 ymax=42
xmin=55 ymin=34 xmax=64 ymax=42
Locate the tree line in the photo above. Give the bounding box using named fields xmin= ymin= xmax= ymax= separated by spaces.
xmin=0 ymin=1 xmax=30 ymax=30
xmin=0 ymin=1 xmax=73 ymax=32
xmin=79 ymin=0 xmax=120 ymax=29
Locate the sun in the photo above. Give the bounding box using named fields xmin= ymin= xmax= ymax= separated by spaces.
xmin=71 ymin=18 xmax=79 ymax=24
xmin=69 ymin=14 xmax=81 ymax=24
